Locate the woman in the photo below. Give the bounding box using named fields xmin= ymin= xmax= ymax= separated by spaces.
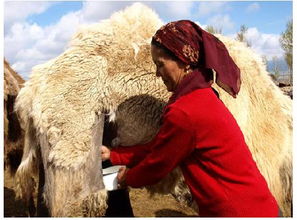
xmin=101 ymin=20 xmax=279 ymax=217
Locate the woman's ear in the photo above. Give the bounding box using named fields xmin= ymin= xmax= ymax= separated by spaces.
xmin=185 ymin=65 xmax=191 ymax=74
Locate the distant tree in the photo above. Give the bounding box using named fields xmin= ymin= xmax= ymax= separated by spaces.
xmin=262 ymin=55 xmax=268 ymax=68
xmin=269 ymin=73 xmax=278 ymax=84
xmin=271 ymin=56 xmax=280 ymax=80
xmin=236 ymin=25 xmax=251 ymax=47
xmin=205 ymin=25 xmax=222 ymax=34
xmin=279 ymin=19 xmax=292 ymax=84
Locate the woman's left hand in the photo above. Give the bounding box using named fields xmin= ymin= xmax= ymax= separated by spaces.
xmin=117 ymin=166 xmax=130 ymax=189
xmin=101 ymin=145 xmax=111 ymax=161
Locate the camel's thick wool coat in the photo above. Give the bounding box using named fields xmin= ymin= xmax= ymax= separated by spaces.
xmin=15 ymin=3 xmax=292 ymax=217
xmin=4 ymin=59 xmax=25 ymax=175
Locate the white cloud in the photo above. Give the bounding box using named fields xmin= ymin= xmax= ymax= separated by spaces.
xmin=4 ymin=1 xmax=141 ymax=79
xmin=246 ymin=3 xmax=260 ymax=13
xmin=164 ymin=1 xmax=194 ymax=18
xmin=207 ymin=14 xmax=235 ymax=31
xmin=4 ymin=1 xmax=143 ymax=79
xmin=4 ymin=2 xmax=114 ymax=79
xmin=4 ymin=10 xmax=83 ymax=79
xmin=197 ymin=2 xmax=228 ymax=17
xmin=80 ymin=1 xmax=132 ymax=24
xmin=140 ymin=1 xmax=194 ymax=22
xmin=47 ymin=11 xmax=82 ymax=42
xmin=4 ymin=1 xmax=53 ymax=30
xmin=4 ymin=1 xmax=285 ymax=79
xmin=244 ymin=27 xmax=283 ymax=60
xmin=5 ymin=23 xmax=52 ymax=78
xmin=5 ymin=23 xmax=43 ymax=58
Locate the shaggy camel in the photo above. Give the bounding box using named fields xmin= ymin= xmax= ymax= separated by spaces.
xmin=14 ymin=3 xmax=292 ymax=217
xmin=4 ymin=58 xmax=37 ymax=216
xmin=4 ymin=59 xmax=25 ymax=175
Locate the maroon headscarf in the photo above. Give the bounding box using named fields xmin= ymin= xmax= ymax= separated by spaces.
xmin=152 ymin=20 xmax=241 ymax=98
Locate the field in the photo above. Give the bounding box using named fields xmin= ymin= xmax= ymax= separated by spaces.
xmin=4 ymin=169 xmax=197 ymax=217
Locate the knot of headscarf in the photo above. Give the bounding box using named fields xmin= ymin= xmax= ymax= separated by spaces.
xmin=152 ymin=20 xmax=241 ymax=98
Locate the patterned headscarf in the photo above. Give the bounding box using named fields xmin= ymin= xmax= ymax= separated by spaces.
xmin=152 ymin=20 xmax=241 ymax=98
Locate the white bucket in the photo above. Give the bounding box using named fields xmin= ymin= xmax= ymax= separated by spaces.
xmin=102 ymin=165 xmax=123 ymax=191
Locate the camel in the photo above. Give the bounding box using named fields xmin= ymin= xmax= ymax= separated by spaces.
xmin=14 ymin=3 xmax=292 ymax=217
xmin=4 ymin=58 xmax=25 ymax=175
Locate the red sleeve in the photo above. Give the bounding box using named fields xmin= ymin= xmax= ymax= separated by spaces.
xmin=110 ymin=141 xmax=152 ymax=167
xmin=125 ymin=106 xmax=196 ymax=188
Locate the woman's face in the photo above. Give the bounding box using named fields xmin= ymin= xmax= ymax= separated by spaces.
xmin=151 ymin=45 xmax=187 ymax=92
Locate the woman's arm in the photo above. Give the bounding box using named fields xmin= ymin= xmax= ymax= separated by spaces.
xmin=110 ymin=141 xmax=153 ymax=167
xmin=122 ymin=106 xmax=196 ymax=188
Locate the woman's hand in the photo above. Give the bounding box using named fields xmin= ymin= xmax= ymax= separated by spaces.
xmin=117 ymin=166 xmax=130 ymax=189
xmin=101 ymin=145 xmax=111 ymax=161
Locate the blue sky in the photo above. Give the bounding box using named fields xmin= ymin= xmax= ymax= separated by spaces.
xmin=26 ymin=1 xmax=292 ymax=34
xmin=3 ymin=1 xmax=293 ymax=79
xmin=28 ymin=2 xmax=83 ymax=26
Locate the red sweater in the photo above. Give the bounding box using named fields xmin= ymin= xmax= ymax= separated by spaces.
xmin=110 ymin=87 xmax=278 ymax=217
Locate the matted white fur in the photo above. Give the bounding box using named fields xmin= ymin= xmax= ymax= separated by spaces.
xmin=14 ymin=3 xmax=292 ymax=217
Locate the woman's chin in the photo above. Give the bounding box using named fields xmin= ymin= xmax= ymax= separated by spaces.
xmin=163 ymin=81 xmax=173 ymax=92
xmin=166 ymin=86 xmax=173 ymax=92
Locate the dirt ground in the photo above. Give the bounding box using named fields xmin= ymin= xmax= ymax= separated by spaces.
xmin=129 ymin=188 xmax=197 ymax=217
xmin=4 ymin=169 xmax=197 ymax=217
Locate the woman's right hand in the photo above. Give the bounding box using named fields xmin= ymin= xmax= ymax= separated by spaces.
xmin=101 ymin=145 xmax=111 ymax=161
